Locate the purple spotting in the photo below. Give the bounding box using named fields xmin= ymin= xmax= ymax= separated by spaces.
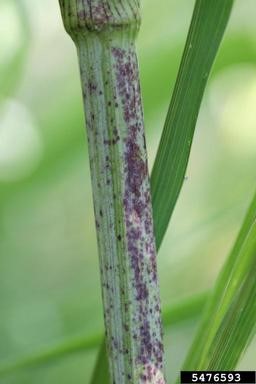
xmin=112 ymin=45 xmax=165 ymax=382
xmin=59 ymin=0 xmax=164 ymax=381
xmin=76 ymin=0 xmax=111 ymax=30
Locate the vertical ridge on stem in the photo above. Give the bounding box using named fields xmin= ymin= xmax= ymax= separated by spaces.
xmin=59 ymin=1 xmax=165 ymax=383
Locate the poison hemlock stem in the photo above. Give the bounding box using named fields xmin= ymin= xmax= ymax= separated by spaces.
xmin=58 ymin=1 xmax=166 ymax=383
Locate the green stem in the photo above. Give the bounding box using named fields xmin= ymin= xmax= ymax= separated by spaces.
xmin=59 ymin=1 xmax=165 ymax=383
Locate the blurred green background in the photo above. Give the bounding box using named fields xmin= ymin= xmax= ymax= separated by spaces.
xmin=0 ymin=0 xmax=256 ymax=383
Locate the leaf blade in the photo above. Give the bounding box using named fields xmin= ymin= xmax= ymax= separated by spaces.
xmin=151 ymin=0 xmax=234 ymax=249
xmin=181 ymin=191 xmax=256 ymax=371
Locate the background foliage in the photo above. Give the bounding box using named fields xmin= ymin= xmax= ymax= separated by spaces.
xmin=0 ymin=0 xmax=255 ymax=383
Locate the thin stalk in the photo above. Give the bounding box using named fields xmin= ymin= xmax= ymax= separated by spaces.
xmin=59 ymin=1 xmax=165 ymax=383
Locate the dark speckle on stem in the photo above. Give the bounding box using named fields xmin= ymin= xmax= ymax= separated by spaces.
xmin=112 ymin=45 xmax=165 ymax=379
xmin=60 ymin=1 xmax=165 ymax=380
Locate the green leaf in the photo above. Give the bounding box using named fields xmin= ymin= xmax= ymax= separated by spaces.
xmin=151 ymin=0 xmax=234 ymax=249
xmin=90 ymin=0 xmax=234 ymax=382
xmin=90 ymin=341 xmax=109 ymax=384
xmin=181 ymin=191 xmax=256 ymax=371
xmin=0 ymin=292 xmax=207 ymax=377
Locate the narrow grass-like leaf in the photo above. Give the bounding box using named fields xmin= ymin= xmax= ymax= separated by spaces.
xmin=181 ymin=191 xmax=256 ymax=371
xmin=91 ymin=1 xmax=234 ymax=382
xmin=151 ymin=0 xmax=234 ymax=249
xmin=0 ymin=292 xmax=207 ymax=377
xmin=206 ymin=263 xmax=256 ymax=369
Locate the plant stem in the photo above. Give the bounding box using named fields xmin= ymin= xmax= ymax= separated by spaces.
xmin=58 ymin=1 xmax=165 ymax=383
